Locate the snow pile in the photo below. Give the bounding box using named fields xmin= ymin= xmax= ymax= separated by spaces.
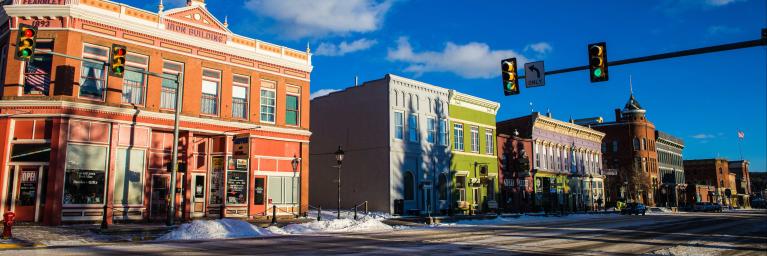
xmin=438 ymin=213 xmax=618 ymax=227
xmin=648 ymin=242 xmax=726 ymax=256
xmin=157 ymin=219 xmax=275 ymax=240
xmin=281 ymin=216 xmax=394 ymax=234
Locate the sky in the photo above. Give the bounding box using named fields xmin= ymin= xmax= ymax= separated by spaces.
xmin=126 ymin=0 xmax=766 ymax=171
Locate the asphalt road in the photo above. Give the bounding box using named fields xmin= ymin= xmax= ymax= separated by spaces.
xmin=3 ymin=210 xmax=766 ymax=256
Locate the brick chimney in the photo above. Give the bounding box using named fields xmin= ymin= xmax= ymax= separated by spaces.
xmin=614 ymin=108 xmax=622 ymax=122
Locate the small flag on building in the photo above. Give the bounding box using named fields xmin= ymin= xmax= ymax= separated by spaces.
xmin=737 ymin=130 xmax=745 ymax=140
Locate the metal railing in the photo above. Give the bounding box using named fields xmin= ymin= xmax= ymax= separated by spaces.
xmin=200 ymin=93 xmax=218 ymax=115
xmin=232 ymin=98 xmax=247 ymax=119
xmin=122 ymin=79 xmax=144 ymax=105
xmin=160 ymin=87 xmax=177 ymax=109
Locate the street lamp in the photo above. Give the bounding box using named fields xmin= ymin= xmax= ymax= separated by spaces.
xmin=334 ymin=146 xmax=345 ymax=220
xmin=589 ymin=174 xmax=594 ymax=212
xmin=292 ymin=155 xmax=300 ymax=217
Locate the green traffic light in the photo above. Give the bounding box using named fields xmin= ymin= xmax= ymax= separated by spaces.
xmin=594 ymin=68 xmax=603 ymax=77
xmin=21 ymin=49 xmax=31 ymax=57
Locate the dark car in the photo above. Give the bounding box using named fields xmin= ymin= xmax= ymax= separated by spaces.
xmin=620 ymin=202 xmax=647 ymax=215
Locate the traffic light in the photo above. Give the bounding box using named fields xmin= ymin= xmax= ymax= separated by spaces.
xmin=109 ymin=44 xmax=127 ymax=78
xmin=14 ymin=24 xmax=38 ymax=61
xmin=588 ymin=42 xmax=609 ymax=83
xmin=501 ymin=58 xmax=519 ymax=96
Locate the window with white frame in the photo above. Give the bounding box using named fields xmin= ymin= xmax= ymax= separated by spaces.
xmin=161 ymin=61 xmax=184 ymax=110
xmin=232 ymin=75 xmax=249 ymax=119
xmin=408 ymin=113 xmax=419 ymax=142
xmin=260 ymin=80 xmax=277 ymax=123
xmin=24 ymin=40 xmax=53 ymax=96
xmin=485 ymin=129 xmax=493 ymax=154
xmin=470 ymin=126 xmax=479 ymax=153
xmin=427 ymin=117 xmax=436 ymax=144
xmin=394 ymin=112 xmax=404 ymax=140
xmin=201 ymin=69 xmax=220 ymax=115
xmin=439 ymin=119 xmax=448 ymax=146
xmin=79 ymin=44 xmax=109 ymax=100
xmin=122 ymin=54 xmax=149 ymax=105
xmin=286 ymin=85 xmax=300 ymax=125
xmin=535 ymin=143 xmax=540 ymax=168
xmin=454 ymin=123 xmax=464 ymax=151
xmin=267 ymin=176 xmax=299 ymax=204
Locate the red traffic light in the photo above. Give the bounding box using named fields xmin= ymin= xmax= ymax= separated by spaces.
xmin=22 ymin=28 xmax=35 ymax=38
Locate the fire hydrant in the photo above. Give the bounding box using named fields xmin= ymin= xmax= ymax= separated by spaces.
xmin=2 ymin=212 xmax=15 ymax=240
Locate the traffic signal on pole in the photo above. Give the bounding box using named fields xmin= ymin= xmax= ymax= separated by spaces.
xmin=588 ymin=42 xmax=609 ymax=83
xmin=109 ymin=44 xmax=127 ymax=78
xmin=14 ymin=24 xmax=38 ymax=61
xmin=501 ymin=58 xmax=519 ymax=96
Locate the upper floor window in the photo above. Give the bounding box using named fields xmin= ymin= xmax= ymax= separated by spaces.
xmin=485 ymin=129 xmax=494 ymax=155
xmin=232 ymin=75 xmax=250 ymax=120
xmin=612 ymin=140 xmax=618 ymax=152
xmin=633 ymin=137 xmax=640 ymax=151
xmin=438 ymin=119 xmax=448 ymax=146
xmin=454 ymin=123 xmax=464 ymax=151
xmin=642 ymin=138 xmax=648 ymax=150
xmin=260 ymin=80 xmax=277 ymax=123
xmin=285 ymin=85 xmax=300 ymax=125
xmin=394 ymin=112 xmax=404 ymax=140
xmin=470 ymin=126 xmax=479 ymax=153
xmin=122 ymin=54 xmax=149 ymax=105
xmin=24 ymin=40 xmax=53 ymax=96
xmin=427 ymin=117 xmax=436 ymax=144
xmin=79 ymin=44 xmax=109 ymax=100
xmin=160 ymin=61 xmax=184 ymax=110
xmin=200 ymin=69 xmax=220 ymax=115
xmin=408 ymin=113 xmax=419 ymax=142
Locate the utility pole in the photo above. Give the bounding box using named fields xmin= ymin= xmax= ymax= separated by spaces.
xmin=167 ymin=73 xmax=183 ymax=226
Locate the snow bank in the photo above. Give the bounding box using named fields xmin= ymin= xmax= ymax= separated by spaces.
xmin=157 ymin=219 xmax=275 ymax=241
xmin=444 ymin=213 xmax=619 ymax=226
xmin=649 ymin=242 xmax=726 ymax=256
xmin=281 ymin=216 xmax=394 ymax=234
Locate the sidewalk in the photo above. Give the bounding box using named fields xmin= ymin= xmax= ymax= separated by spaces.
xmin=0 ymin=223 xmax=174 ymax=249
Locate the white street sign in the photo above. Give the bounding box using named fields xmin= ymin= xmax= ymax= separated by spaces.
xmin=525 ymin=61 xmax=545 ymax=87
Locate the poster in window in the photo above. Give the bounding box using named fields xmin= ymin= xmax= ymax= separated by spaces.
xmin=226 ymin=171 xmax=247 ymax=204
xmin=63 ymin=169 xmax=105 ymax=205
xmin=209 ymin=156 xmax=224 ymax=205
xmin=18 ymin=171 xmax=37 ymax=206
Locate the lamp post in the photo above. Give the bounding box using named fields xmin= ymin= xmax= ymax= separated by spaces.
xmin=292 ymin=155 xmax=300 ymax=217
xmin=624 ymin=181 xmax=629 ymax=203
xmin=589 ymin=174 xmax=594 ymax=212
xmin=334 ymin=146 xmax=345 ymax=220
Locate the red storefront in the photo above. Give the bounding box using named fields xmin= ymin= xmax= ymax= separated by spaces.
xmin=0 ymin=0 xmax=312 ymax=225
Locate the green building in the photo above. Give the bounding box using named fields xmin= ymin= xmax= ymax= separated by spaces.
xmin=448 ymin=90 xmax=500 ymax=214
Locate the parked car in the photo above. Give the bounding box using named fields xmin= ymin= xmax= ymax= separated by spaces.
xmin=751 ymin=198 xmax=766 ymax=209
xmin=692 ymin=202 xmax=723 ymax=212
xmin=708 ymin=203 xmax=723 ymax=212
xmin=693 ymin=203 xmax=707 ymax=212
xmin=620 ymin=202 xmax=647 ymax=215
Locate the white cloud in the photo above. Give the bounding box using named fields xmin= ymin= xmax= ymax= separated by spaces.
xmin=705 ymin=0 xmax=744 ymax=6
xmin=310 ymin=89 xmax=341 ymax=100
xmin=386 ymin=37 xmax=531 ymax=79
xmin=244 ymin=0 xmax=394 ymax=39
xmin=315 ymin=39 xmax=378 ymax=56
xmin=707 ymin=25 xmax=742 ymax=36
xmin=524 ymin=42 xmax=553 ymax=57
xmin=691 ymin=133 xmax=716 ymax=139
xmin=658 ymin=0 xmax=746 ymax=15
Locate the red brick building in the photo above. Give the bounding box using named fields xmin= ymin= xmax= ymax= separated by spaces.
xmin=0 ymin=0 xmax=312 ymax=225
xmin=587 ymin=94 xmax=659 ymax=206
xmin=729 ymin=160 xmax=752 ymax=208
xmin=496 ymin=133 xmax=533 ymax=213
xmin=684 ymin=159 xmax=735 ymax=206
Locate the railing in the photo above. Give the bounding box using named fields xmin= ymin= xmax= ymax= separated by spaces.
xmin=351 ymin=201 xmax=369 ymax=220
xmin=200 ymin=93 xmax=217 ymax=115
xmin=122 ymin=80 xmax=144 ymax=105
xmin=160 ymin=87 xmax=176 ymax=109
xmin=232 ymin=98 xmax=247 ymax=119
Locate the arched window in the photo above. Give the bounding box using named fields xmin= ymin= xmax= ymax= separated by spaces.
xmin=633 ymin=137 xmax=640 ymax=150
xmin=438 ymin=174 xmax=448 ymax=200
xmin=404 ymin=172 xmax=414 ymax=200
xmin=642 ymin=138 xmax=647 ymax=150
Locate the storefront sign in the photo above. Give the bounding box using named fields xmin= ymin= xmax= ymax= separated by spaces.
xmin=233 ymin=134 xmax=250 ymax=156
xmin=22 ymin=0 xmax=63 ymax=4
xmin=226 ymin=171 xmax=247 ymax=204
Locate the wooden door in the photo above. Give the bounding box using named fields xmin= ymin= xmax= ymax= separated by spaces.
xmin=14 ymin=166 xmax=41 ymax=222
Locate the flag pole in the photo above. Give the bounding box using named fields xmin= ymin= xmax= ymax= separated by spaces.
xmin=737 ymin=130 xmax=744 ymax=161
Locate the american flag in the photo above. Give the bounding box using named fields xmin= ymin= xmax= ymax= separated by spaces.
xmin=25 ymin=63 xmax=50 ymax=93
xmin=737 ymin=130 xmax=745 ymax=140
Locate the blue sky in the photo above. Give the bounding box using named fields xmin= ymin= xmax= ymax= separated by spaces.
xmin=128 ymin=0 xmax=766 ymax=171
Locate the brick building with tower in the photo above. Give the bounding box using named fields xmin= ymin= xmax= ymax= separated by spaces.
xmin=0 ymin=0 xmax=312 ymax=225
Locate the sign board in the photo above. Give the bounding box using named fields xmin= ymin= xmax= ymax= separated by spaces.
xmin=233 ymin=133 xmax=250 ymax=157
xmin=604 ymin=169 xmax=618 ymax=176
xmin=524 ymin=61 xmax=545 ymax=87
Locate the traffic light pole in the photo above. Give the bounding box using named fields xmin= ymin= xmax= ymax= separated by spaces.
xmin=520 ymin=34 xmax=767 ymax=79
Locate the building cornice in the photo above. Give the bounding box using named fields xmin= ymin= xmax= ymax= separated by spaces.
xmin=532 ymin=114 xmax=605 ymax=143
xmin=448 ymin=90 xmax=500 ymax=115
xmin=386 ymin=74 xmax=450 ymax=97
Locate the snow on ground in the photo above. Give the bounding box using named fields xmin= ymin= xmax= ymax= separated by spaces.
xmin=647 ymin=241 xmax=727 ymax=256
xmin=280 ymin=216 xmax=394 ymax=234
xmin=435 ymin=213 xmax=619 ymax=227
xmin=157 ymin=219 xmax=276 ymax=241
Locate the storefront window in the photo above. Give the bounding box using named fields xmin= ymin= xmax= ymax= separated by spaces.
xmin=209 ymin=156 xmax=224 ymax=205
xmin=64 ymin=144 xmax=107 ymax=205
xmin=114 ymin=148 xmax=145 ymax=205
xmin=226 ymin=157 xmax=248 ymax=205
xmin=267 ymin=176 xmax=299 ymax=204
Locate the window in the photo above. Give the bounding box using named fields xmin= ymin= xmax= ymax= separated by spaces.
xmin=114 ymin=148 xmax=145 ymax=205
xmin=470 ymin=126 xmax=479 ymax=153
xmin=286 ymin=94 xmax=300 ymax=125
xmin=439 ymin=119 xmax=448 ymax=146
xmin=642 ymin=138 xmax=647 ymax=150
xmin=613 ymin=141 xmax=618 ymax=152
xmin=487 ymin=178 xmax=495 ymax=200
xmin=201 ymin=69 xmax=220 ymax=115
xmin=438 ymin=174 xmax=448 ymax=200
xmin=404 ymin=172 xmax=414 ymax=200
xmin=408 ymin=114 xmax=419 ymax=142
xmin=161 ymin=61 xmax=184 ymax=110
xmin=427 ymin=117 xmax=436 ymax=144
xmin=268 ymin=176 xmax=299 ymax=204
xmin=226 ymin=167 xmax=248 ymax=205
xmin=456 ymin=176 xmax=466 ymax=201
xmin=24 ymin=41 xmax=53 ymax=95
xmin=633 ymin=137 xmax=640 ymax=151
xmin=555 ymin=147 xmax=560 ymax=171
xmin=260 ymin=80 xmax=277 ymax=123
xmin=535 ymin=143 xmax=540 ymax=167
xmin=454 ymin=124 xmax=464 ymax=151
xmin=64 ymin=144 xmax=108 ymax=205
xmin=232 ymin=75 xmax=250 ymax=119
xmin=394 ymin=112 xmax=404 ymax=140
xmin=79 ymin=44 xmax=109 ymax=100
xmin=122 ymin=54 xmax=149 ymax=105
xmin=601 ymin=143 xmax=607 ymax=153
xmin=485 ymin=129 xmax=494 ymax=155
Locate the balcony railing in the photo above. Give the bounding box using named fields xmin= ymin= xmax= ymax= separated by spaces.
xmin=200 ymin=93 xmax=218 ymax=115
xmin=160 ymin=87 xmax=177 ymax=110
xmin=122 ymin=80 xmax=144 ymax=105
xmin=232 ymin=98 xmax=247 ymax=119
